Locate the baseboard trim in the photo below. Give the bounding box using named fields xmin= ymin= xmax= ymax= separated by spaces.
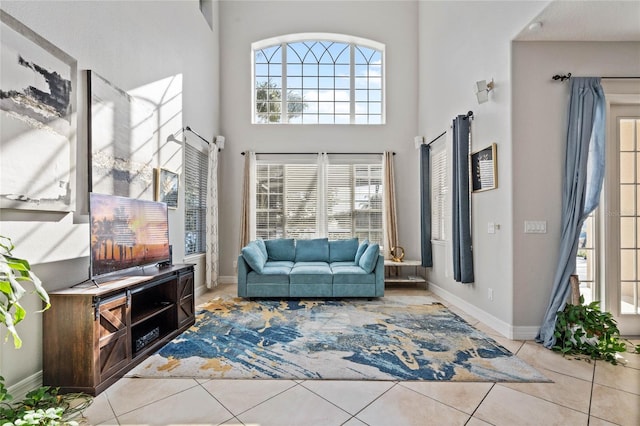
xmin=427 ymin=282 xmax=539 ymax=340
xmin=7 ymin=371 xmax=42 ymax=401
xmin=218 ymin=275 xmax=237 ymax=285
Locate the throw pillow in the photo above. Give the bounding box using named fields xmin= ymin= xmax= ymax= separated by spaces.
xmin=354 ymin=239 xmax=369 ymax=264
xmin=358 ymin=243 xmax=379 ymax=273
xmin=241 ymin=242 xmax=266 ymax=273
xmin=295 ymin=238 xmax=329 ymax=262
xmin=265 ymin=238 xmax=296 ymax=261
xmin=329 ymin=238 xmax=359 ymax=262
xmin=255 ymin=239 xmax=268 ymax=260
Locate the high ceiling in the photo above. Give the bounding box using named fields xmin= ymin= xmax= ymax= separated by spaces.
xmin=515 ymin=0 xmax=640 ymax=42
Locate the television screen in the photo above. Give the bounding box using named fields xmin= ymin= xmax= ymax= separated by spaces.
xmin=90 ymin=193 xmax=170 ymax=278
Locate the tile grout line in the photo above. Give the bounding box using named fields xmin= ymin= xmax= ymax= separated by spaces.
xmin=466 ymin=382 xmax=496 ymax=424
xmin=394 ymin=381 xmax=474 ymax=419
xmin=301 ymin=380 xmax=399 ymax=423
xmin=586 ymin=360 xmax=596 ymax=425
xmin=199 ymin=379 xmax=300 ymax=419
xmin=107 ymin=378 xmax=202 ymax=418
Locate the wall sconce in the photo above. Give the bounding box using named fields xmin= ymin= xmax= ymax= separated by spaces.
xmin=215 ymin=136 xmax=225 ymax=150
xmin=475 ymin=79 xmax=494 ymax=104
xmin=414 ymin=136 xmax=424 ymax=150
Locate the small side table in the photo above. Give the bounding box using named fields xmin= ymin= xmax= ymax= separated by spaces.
xmin=384 ymin=259 xmax=426 ymax=286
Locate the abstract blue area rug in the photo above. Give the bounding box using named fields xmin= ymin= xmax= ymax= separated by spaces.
xmin=128 ymin=296 xmax=548 ymax=382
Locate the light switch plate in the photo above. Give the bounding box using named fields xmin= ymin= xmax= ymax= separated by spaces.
xmin=488 ymin=222 xmax=496 ymax=234
xmin=524 ymin=220 xmax=547 ymax=233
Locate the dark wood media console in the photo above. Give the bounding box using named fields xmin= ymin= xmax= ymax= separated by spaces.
xmin=43 ymin=264 xmax=194 ymax=395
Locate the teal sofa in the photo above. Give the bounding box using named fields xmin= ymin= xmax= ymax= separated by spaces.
xmin=237 ymin=238 xmax=384 ymax=298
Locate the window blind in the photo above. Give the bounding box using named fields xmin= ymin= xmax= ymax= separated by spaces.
xmin=184 ymin=143 xmax=208 ymax=255
xmin=254 ymin=154 xmax=383 ymax=245
xmin=431 ymin=140 xmax=448 ymax=241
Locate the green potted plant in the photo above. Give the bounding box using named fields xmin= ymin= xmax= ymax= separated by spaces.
xmin=0 ymin=235 xmax=92 ymax=425
xmin=0 ymin=235 xmax=50 ymax=349
xmin=553 ymin=295 xmax=639 ymax=365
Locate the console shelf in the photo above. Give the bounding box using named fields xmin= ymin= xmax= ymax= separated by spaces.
xmin=43 ymin=264 xmax=194 ymax=396
xmin=131 ymin=302 xmax=175 ymax=327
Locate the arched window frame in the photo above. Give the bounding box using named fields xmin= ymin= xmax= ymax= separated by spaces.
xmin=252 ymin=33 xmax=386 ymax=125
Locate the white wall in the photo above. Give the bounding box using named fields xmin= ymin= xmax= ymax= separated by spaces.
xmin=0 ymin=0 xmax=219 ymax=389
xmin=511 ymin=41 xmax=640 ymax=328
xmin=218 ymin=1 xmax=419 ymax=276
xmin=418 ymin=1 xmax=546 ymax=333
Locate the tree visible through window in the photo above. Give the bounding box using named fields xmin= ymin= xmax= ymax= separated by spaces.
xmin=253 ymin=34 xmax=385 ymax=124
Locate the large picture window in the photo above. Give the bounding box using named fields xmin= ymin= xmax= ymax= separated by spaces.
xmin=254 ymin=154 xmax=383 ymax=245
xmin=252 ymin=33 xmax=385 ymax=125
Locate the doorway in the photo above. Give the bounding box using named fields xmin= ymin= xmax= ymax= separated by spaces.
xmin=604 ymin=103 xmax=640 ymax=336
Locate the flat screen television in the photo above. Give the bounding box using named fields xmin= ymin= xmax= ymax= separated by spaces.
xmin=90 ymin=193 xmax=170 ymax=278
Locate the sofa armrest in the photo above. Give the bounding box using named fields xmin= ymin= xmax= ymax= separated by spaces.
xmin=237 ymin=255 xmax=249 ymax=297
xmin=374 ymin=254 xmax=385 ymax=297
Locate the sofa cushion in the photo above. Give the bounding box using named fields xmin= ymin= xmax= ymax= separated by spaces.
xmin=358 ymin=243 xmax=380 ymax=273
xmin=332 ymin=266 xmax=376 ymax=284
xmin=295 ymin=238 xmax=329 ymax=262
xmin=264 ymin=260 xmax=295 ymax=268
xmin=265 ymin=238 xmax=296 ymax=261
xmin=290 ymin=263 xmax=333 ymax=284
xmin=329 ymin=238 xmax=359 ymax=262
xmin=241 ymin=242 xmax=266 ymax=273
xmin=255 ymin=239 xmax=268 ymax=260
xmin=247 ymin=268 xmax=290 ymax=284
xmin=294 ymin=261 xmax=330 ymax=267
xmin=330 ymin=261 xmax=357 ymax=268
xmin=354 ymin=239 xmax=369 ymax=264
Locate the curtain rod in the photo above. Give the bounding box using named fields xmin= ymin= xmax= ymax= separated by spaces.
xmin=552 ymin=73 xmax=640 ymax=82
xmin=184 ymin=126 xmax=209 ymax=145
xmin=183 ymin=126 xmax=224 ymax=151
xmin=241 ymin=151 xmax=395 ymax=156
xmin=422 ymin=110 xmax=474 ymax=147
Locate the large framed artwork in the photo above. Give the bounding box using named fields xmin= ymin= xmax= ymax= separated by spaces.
xmin=0 ymin=11 xmax=77 ymax=211
xmin=87 ymin=70 xmax=156 ymax=200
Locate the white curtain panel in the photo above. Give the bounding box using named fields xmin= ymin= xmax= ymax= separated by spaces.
xmin=205 ymin=142 xmax=219 ymax=288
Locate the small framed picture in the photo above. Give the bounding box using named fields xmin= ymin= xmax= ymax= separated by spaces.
xmin=155 ymin=168 xmax=179 ymax=208
xmin=471 ymin=143 xmax=498 ymax=192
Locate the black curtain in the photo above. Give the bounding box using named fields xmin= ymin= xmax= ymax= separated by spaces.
xmin=452 ymin=116 xmax=474 ymax=283
xmin=420 ymin=144 xmax=433 ymax=267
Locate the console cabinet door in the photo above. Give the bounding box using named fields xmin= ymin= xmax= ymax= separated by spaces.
xmin=97 ymin=293 xmax=131 ymax=382
xmin=177 ymin=271 xmax=194 ymax=328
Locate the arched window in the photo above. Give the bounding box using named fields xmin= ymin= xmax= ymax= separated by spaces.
xmin=252 ymin=33 xmax=385 ymax=124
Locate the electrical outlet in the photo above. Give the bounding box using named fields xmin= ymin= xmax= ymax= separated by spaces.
xmin=488 ymin=288 xmax=493 ymax=301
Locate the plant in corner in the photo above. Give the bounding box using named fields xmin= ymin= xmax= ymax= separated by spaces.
xmin=553 ymin=295 xmax=639 ymax=365
xmin=0 ymin=235 xmax=92 ymax=425
xmin=0 ymin=235 xmax=50 ymax=349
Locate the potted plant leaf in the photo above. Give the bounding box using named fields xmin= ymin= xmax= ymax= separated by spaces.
xmin=0 ymin=235 xmax=50 ymax=349
xmin=0 ymin=235 xmax=92 ymax=425
xmin=553 ymin=295 xmax=640 ymax=365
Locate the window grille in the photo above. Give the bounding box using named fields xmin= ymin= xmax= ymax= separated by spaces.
xmin=253 ymin=34 xmax=384 ymax=124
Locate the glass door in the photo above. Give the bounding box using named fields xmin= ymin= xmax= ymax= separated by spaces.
xmin=605 ymin=104 xmax=640 ymax=335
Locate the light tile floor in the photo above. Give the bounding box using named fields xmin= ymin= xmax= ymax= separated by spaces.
xmin=82 ymin=284 xmax=640 ymax=426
